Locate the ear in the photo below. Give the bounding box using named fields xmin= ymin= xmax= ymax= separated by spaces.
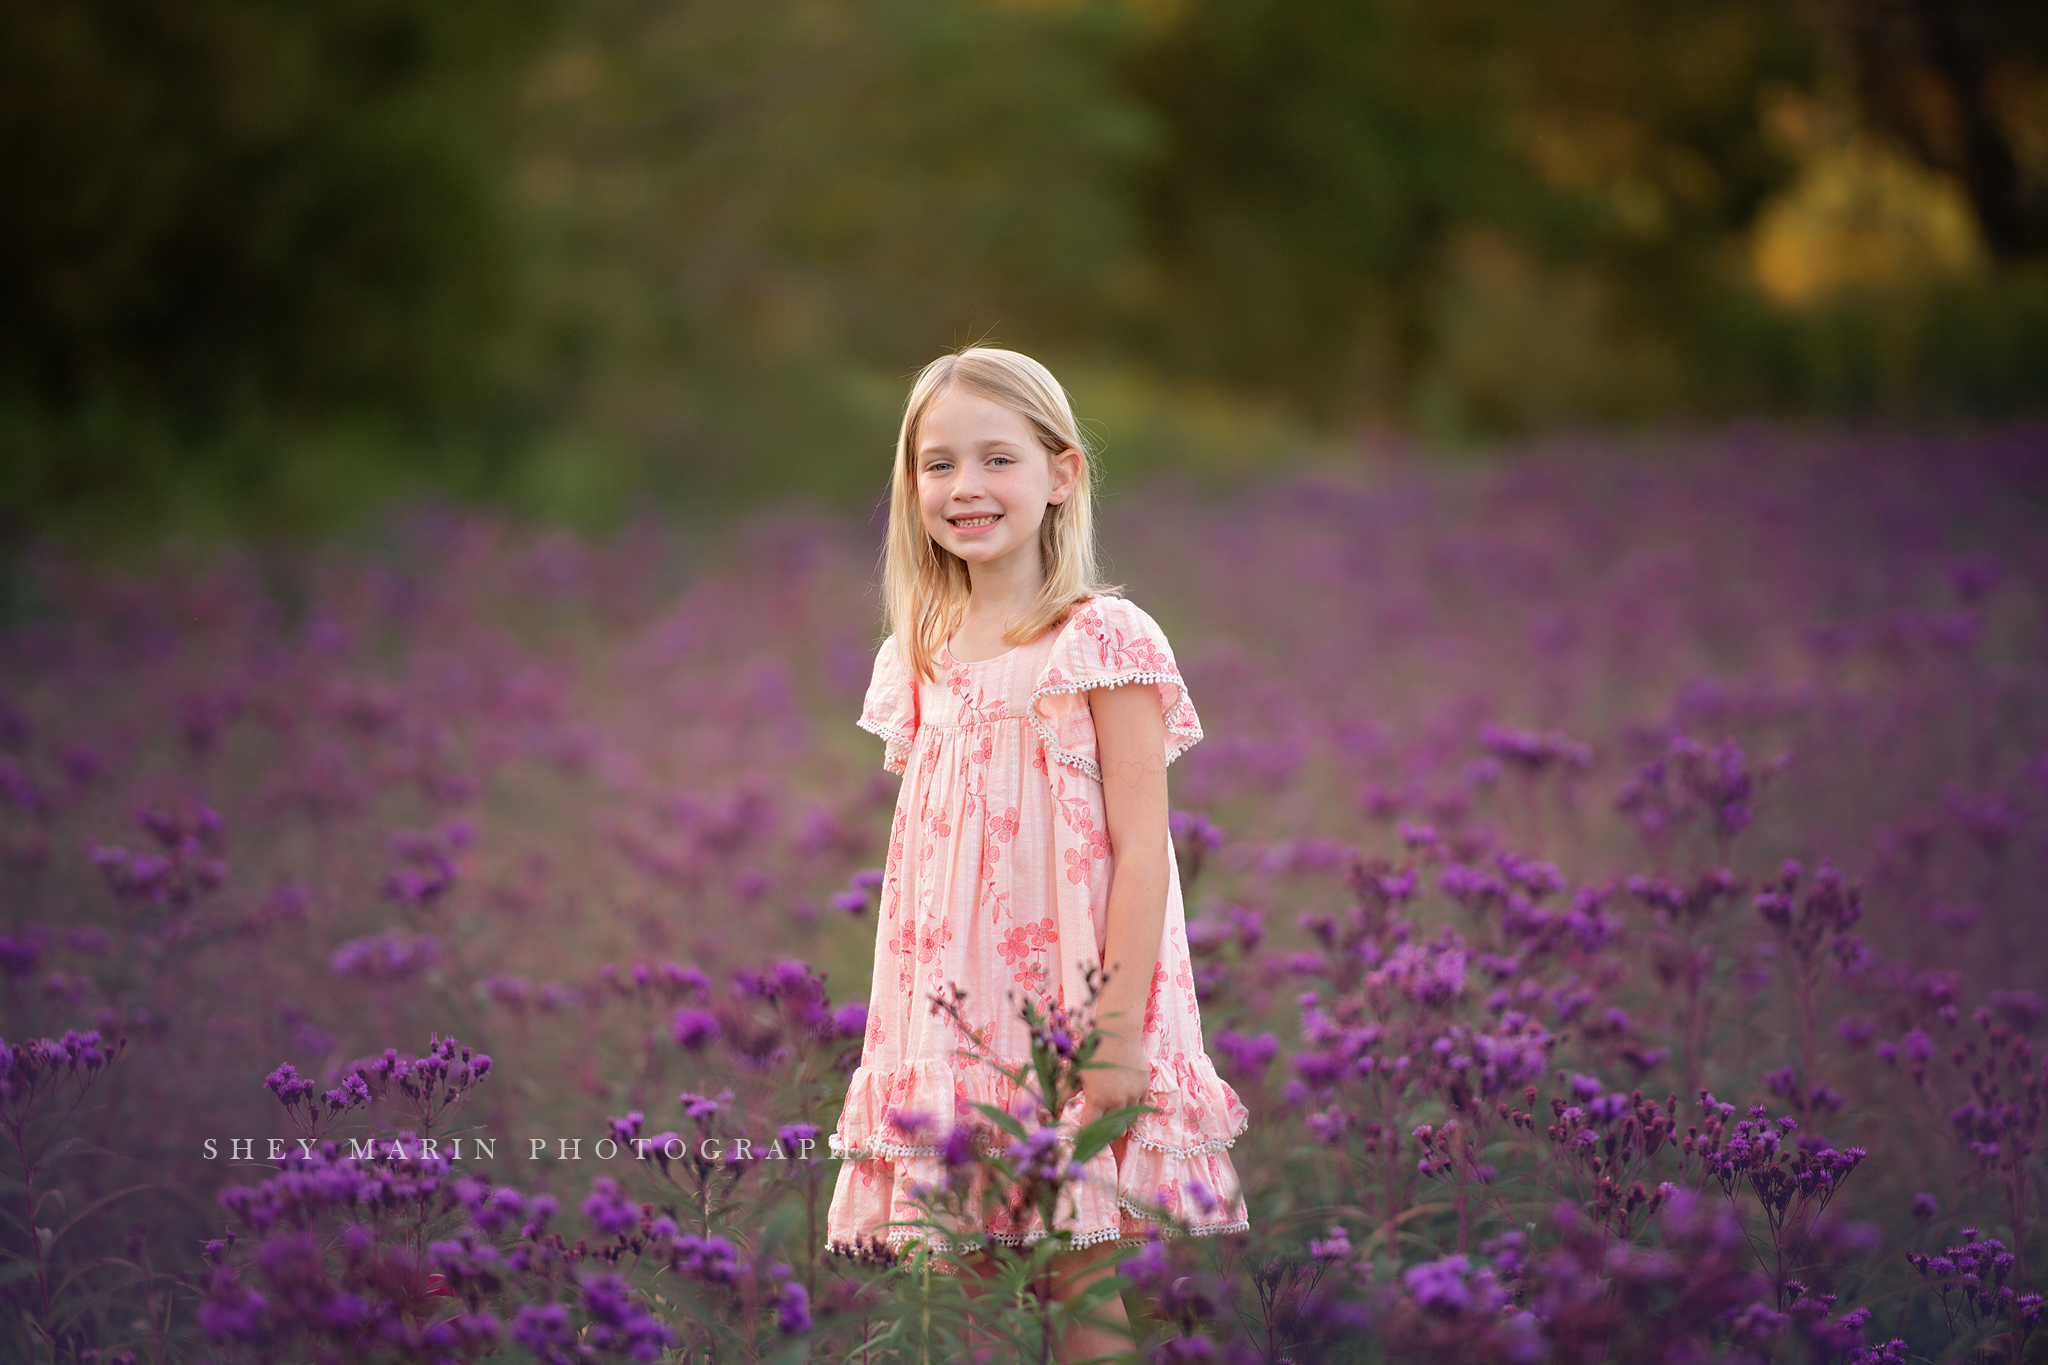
xmin=1047 ymin=446 xmax=1083 ymax=506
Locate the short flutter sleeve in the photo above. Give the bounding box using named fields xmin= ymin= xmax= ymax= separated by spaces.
xmin=856 ymin=636 xmax=918 ymax=775
xmin=1029 ymin=595 xmax=1202 ymax=781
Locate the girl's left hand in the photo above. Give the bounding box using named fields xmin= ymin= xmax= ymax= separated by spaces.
xmin=1077 ymin=1030 xmax=1150 ymax=1133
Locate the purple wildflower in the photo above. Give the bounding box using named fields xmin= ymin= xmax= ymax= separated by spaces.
xmin=671 ymin=1008 xmax=722 ymax=1050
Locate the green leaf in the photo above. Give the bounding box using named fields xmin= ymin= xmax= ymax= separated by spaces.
xmin=52 ymin=1184 xmax=160 ymax=1252
xmin=857 ymin=1318 xmax=911 ymax=1351
xmin=0 ymin=1257 xmax=43 ymax=1286
xmin=950 ymin=1045 xmax=1030 ymax=1090
xmin=52 ymin=1257 xmax=141 ymax=1312
xmin=29 ymin=1136 xmax=127 ymax=1167
xmin=969 ymin=1101 xmax=1028 ymax=1141
xmin=1034 ymin=1056 xmax=1062 ymax=1102
xmin=1070 ymin=1104 xmax=1152 ymax=1163
xmin=1351 ymin=1202 xmax=1457 ymax=1257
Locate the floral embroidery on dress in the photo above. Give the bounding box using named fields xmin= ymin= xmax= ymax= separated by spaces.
xmin=828 ymin=596 xmax=1250 ymax=1257
xmin=1026 ymin=598 xmax=1204 ymax=783
xmin=1062 ymin=848 xmax=1092 ymax=885
xmin=997 ymin=917 xmax=1058 ymax=987
xmin=1175 ymin=955 xmax=1199 ymax=1021
xmin=917 ymin=914 xmax=954 ymax=966
xmin=979 ymin=800 xmax=1019 ymax=924
xmin=858 ymin=641 xmax=920 ymax=776
xmin=881 ymin=806 xmax=908 ymax=924
xmin=1071 ymin=603 xmax=1178 ymax=676
xmin=948 ymin=665 xmax=1012 ymax=726
xmin=887 ymin=915 xmax=918 ymax=998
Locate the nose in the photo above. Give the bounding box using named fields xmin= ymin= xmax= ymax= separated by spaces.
xmin=950 ymin=466 xmax=987 ymax=502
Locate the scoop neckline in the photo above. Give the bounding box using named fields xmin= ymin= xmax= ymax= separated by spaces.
xmin=940 ymin=596 xmax=1110 ymax=667
xmin=942 ymin=637 xmax=1022 ymax=667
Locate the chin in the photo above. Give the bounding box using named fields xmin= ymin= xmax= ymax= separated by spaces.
xmin=949 ymin=543 xmax=1004 ymax=562
xmin=933 ymin=528 xmax=1015 ymax=560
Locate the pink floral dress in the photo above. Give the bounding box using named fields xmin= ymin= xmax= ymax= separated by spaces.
xmin=826 ymin=595 xmax=1251 ymax=1259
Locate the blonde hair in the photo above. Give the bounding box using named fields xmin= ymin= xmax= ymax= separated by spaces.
xmin=882 ymin=347 xmax=1114 ymax=681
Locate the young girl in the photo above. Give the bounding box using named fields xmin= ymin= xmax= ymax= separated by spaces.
xmin=825 ymin=347 xmax=1250 ymax=1355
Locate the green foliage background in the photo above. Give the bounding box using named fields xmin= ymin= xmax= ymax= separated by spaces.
xmin=2 ymin=0 xmax=2044 ymax=544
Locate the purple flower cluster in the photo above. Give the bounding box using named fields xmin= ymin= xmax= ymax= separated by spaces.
xmin=1403 ymin=1253 xmax=1509 ymax=1316
xmin=4 ymin=437 xmax=2047 ymax=1362
xmin=1691 ymin=1104 xmax=1868 ymax=1231
xmin=216 ymin=1133 xmax=450 ymax=1231
xmin=1480 ymin=723 xmax=1593 ymax=776
xmin=382 ymin=822 xmax=469 ymax=907
xmin=1910 ymin=1229 xmax=2045 ymax=1333
xmin=577 ymin=1272 xmax=679 ymax=1361
xmin=768 ymin=1261 xmax=813 ymax=1332
xmin=828 ymin=865 xmax=886 ymax=914
xmin=88 ymin=814 xmax=230 ymax=912
xmin=261 ymin=1061 xmax=370 ymax=1136
xmin=1617 ymin=731 xmax=1786 ymax=856
xmin=322 ymin=1034 xmax=491 ymax=1135
xmin=580 ymin=1177 xmax=644 ymax=1237
xmin=0 ymin=1029 xmax=122 ymax=1111
xmin=671 ymin=1234 xmax=742 ymax=1284
xmin=330 ymin=930 xmax=440 ymax=981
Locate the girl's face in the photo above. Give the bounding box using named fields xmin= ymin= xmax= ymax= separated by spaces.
xmin=915 ymin=386 xmax=1080 ymax=579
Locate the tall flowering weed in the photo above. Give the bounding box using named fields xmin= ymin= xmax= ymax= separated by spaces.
xmin=0 ymin=428 xmax=2042 ymax=1360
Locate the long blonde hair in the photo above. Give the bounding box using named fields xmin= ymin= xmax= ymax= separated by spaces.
xmin=882 ymin=347 xmax=1113 ymax=681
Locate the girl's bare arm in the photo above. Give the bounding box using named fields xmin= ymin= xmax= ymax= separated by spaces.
xmin=1084 ymin=681 xmax=1170 ymax=1119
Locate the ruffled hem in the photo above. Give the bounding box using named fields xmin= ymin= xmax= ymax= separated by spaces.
xmin=855 ymin=714 xmax=914 ymax=776
xmin=827 ymin=1219 xmax=1131 ymax=1259
xmin=824 ymin=1210 xmax=1252 ymax=1264
xmin=1027 ymin=670 xmax=1203 ymax=783
xmin=1025 ymin=595 xmax=1204 ymax=781
xmin=822 ymin=1140 xmax=1251 ymax=1272
xmin=858 ymin=637 xmax=918 ymax=775
xmin=829 ymin=1052 xmax=1249 ymax=1160
xmin=825 ymin=1051 xmax=1251 ymax=1264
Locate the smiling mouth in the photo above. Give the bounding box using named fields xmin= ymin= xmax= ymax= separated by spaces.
xmin=949 ymin=514 xmax=1000 ymax=529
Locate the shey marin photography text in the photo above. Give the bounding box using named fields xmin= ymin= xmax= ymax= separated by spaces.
xmin=200 ymin=1132 xmax=826 ymax=1163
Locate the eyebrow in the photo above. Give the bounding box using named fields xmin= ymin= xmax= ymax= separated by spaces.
xmin=917 ymin=438 xmax=1028 ymax=462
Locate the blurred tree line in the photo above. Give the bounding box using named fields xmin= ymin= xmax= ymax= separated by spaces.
xmin=2 ymin=0 xmax=2044 ymax=540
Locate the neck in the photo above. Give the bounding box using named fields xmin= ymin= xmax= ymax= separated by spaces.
xmin=962 ymin=549 xmax=1046 ymax=635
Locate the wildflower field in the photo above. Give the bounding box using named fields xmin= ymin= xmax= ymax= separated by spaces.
xmin=2 ymin=424 xmax=2045 ymax=1364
